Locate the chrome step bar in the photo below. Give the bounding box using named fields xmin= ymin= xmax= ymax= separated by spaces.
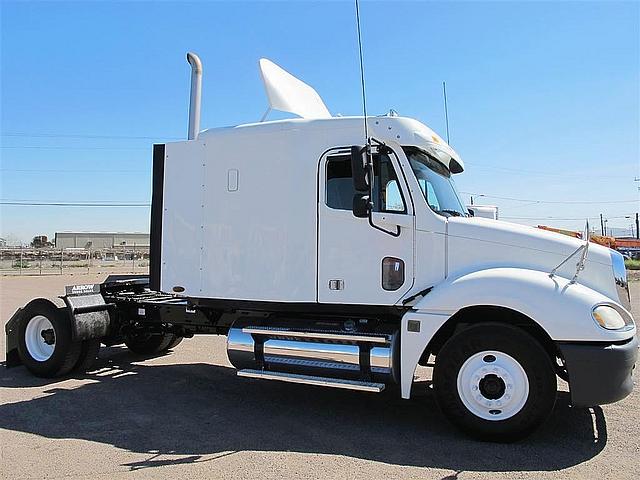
xmin=264 ymin=355 xmax=360 ymax=371
xmin=242 ymin=326 xmax=389 ymax=344
xmin=237 ymin=369 xmax=385 ymax=392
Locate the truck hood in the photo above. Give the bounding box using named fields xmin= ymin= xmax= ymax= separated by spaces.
xmin=446 ymin=217 xmax=618 ymax=302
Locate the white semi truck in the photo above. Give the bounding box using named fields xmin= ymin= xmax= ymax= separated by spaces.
xmin=5 ymin=54 xmax=636 ymax=441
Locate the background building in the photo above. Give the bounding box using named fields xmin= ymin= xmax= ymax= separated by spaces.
xmin=54 ymin=232 xmax=149 ymax=249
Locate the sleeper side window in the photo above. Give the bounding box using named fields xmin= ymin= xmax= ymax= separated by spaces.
xmin=325 ymin=153 xmax=407 ymax=213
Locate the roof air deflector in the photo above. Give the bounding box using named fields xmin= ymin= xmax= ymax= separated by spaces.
xmin=259 ymin=58 xmax=331 ymax=120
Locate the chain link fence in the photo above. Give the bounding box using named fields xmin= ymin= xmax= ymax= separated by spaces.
xmin=0 ymin=246 xmax=149 ymax=276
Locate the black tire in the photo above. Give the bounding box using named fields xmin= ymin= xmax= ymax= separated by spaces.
xmin=75 ymin=339 xmax=101 ymax=372
xmin=16 ymin=298 xmax=82 ymax=378
xmin=166 ymin=334 xmax=183 ymax=350
xmin=124 ymin=332 xmax=173 ymax=355
xmin=433 ymin=323 xmax=556 ymax=442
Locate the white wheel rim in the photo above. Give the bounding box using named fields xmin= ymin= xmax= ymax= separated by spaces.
xmin=456 ymin=350 xmax=529 ymax=421
xmin=25 ymin=315 xmax=56 ymax=362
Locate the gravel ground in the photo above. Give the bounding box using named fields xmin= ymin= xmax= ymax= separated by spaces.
xmin=0 ymin=274 xmax=638 ymax=480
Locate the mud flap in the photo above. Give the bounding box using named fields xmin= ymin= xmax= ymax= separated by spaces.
xmin=4 ymin=308 xmax=23 ymax=367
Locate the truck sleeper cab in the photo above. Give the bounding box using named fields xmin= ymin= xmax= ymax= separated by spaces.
xmin=4 ymin=54 xmax=637 ymax=442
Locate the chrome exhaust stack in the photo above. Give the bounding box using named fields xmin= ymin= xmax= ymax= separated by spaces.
xmin=186 ymin=52 xmax=202 ymax=140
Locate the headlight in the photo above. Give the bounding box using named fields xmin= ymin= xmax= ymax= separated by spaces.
xmin=592 ymin=305 xmax=632 ymax=330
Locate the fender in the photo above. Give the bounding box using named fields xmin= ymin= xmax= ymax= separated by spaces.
xmin=4 ymin=290 xmax=112 ymax=369
xmin=399 ymin=267 xmax=635 ymax=399
xmin=63 ymin=284 xmax=112 ymax=341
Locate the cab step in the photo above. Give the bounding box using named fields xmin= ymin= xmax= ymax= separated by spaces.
xmin=236 ymin=369 xmax=385 ymax=392
xmin=242 ymin=326 xmax=389 ymax=344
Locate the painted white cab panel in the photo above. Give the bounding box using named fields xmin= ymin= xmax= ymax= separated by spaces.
xmin=413 ymin=267 xmax=635 ymax=342
xmin=317 ymin=149 xmax=415 ymax=305
xmin=198 ymin=129 xmax=318 ymax=302
xmin=398 ymin=267 xmax=635 ymax=399
xmin=447 ymin=217 xmax=618 ymax=301
xmin=161 ymin=141 xmax=205 ymax=295
xmin=400 ymin=311 xmax=450 ymax=399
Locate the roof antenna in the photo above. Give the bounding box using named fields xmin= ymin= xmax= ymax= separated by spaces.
xmin=442 ymin=81 xmax=451 ymax=144
xmin=353 ymin=1 xmax=398 ymax=239
xmin=355 ymin=0 xmax=370 ymax=150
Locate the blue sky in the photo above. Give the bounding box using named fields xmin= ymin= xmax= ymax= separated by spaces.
xmin=1 ymin=0 xmax=638 ymax=243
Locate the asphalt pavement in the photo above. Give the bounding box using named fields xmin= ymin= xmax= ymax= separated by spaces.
xmin=1 ymin=274 xmax=638 ymax=479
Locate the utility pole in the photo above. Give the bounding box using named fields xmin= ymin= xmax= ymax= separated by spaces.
xmin=636 ymin=212 xmax=639 ymax=240
xmin=600 ymin=213 xmax=604 ymax=236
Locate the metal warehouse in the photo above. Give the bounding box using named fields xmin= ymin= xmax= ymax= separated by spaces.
xmin=54 ymin=232 xmax=149 ymax=249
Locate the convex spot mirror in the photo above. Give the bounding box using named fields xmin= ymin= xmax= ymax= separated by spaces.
xmin=352 ymin=193 xmax=371 ymax=218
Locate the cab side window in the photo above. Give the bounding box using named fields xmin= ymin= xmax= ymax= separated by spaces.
xmin=374 ymin=155 xmax=406 ymax=213
xmin=326 ymin=155 xmax=355 ymax=210
xmin=418 ymin=179 xmax=441 ymax=211
xmin=325 ymin=153 xmax=407 ymax=213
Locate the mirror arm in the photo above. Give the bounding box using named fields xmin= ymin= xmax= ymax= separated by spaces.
xmin=370 ymin=137 xmax=392 ymax=155
xmin=364 ymin=143 xmax=402 ymax=237
xmin=351 ymin=140 xmax=402 ymax=237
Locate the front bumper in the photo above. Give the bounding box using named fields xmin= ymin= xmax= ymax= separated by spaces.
xmin=559 ymin=335 xmax=638 ymax=408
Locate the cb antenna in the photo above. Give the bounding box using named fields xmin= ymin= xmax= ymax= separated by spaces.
xmin=355 ymin=0 xmax=369 ymax=149
xmin=442 ymin=81 xmax=451 ymax=144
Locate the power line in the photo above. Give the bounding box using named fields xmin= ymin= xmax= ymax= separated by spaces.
xmin=1 ymin=201 xmax=150 ymax=207
xmin=462 ymin=192 xmax=639 ymax=205
xmin=502 ymin=214 xmax=634 ymax=221
xmin=0 ymin=168 xmax=147 ymax=173
xmin=1 ymin=146 xmax=147 ymax=151
xmin=1 ymin=134 xmax=633 ymax=180
xmin=2 ymin=132 xmax=181 ymax=140
xmin=464 ymin=162 xmax=630 ymax=180
xmin=2 ymin=198 xmax=148 ymax=202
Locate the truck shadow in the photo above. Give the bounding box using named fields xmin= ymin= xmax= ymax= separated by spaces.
xmin=0 ymin=348 xmax=606 ymax=472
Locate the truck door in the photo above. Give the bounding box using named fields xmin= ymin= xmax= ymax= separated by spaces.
xmin=317 ymin=148 xmax=414 ymax=305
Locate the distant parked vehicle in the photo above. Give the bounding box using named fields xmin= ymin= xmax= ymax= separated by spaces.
xmin=467 ymin=205 xmax=499 ymax=220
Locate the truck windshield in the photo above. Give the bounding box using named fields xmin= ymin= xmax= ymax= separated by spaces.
xmin=403 ymin=147 xmax=468 ymax=217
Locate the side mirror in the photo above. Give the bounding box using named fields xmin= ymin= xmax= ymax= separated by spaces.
xmin=350 ymin=146 xmax=369 ymax=192
xmin=352 ymin=193 xmax=371 ymax=218
xmin=351 ymin=145 xmax=370 ymax=218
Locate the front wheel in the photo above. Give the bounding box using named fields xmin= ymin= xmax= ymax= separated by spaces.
xmin=433 ymin=323 xmax=556 ymax=442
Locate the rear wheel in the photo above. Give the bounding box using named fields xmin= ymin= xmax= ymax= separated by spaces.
xmin=75 ymin=339 xmax=101 ymax=372
xmin=17 ymin=299 xmax=82 ymax=377
xmin=433 ymin=323 xmax=556 ymax=442
xmin=166 ymin=334 xmax=183 ymax=350
xmin=124 ymin=332 xmax=174 ymax=355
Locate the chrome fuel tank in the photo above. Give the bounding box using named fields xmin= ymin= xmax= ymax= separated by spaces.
xmin=227 ymin=319 xmax=398 ymax=383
